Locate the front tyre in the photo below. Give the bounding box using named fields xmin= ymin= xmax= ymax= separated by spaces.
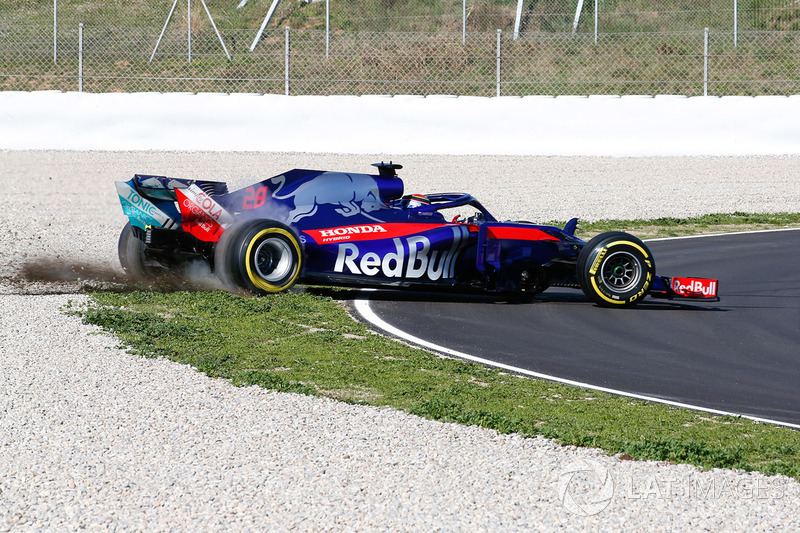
xmin=215 ymin=220 xmax=302 ymax=295
xmin=577 ymin=231 xmax=655 ymax=308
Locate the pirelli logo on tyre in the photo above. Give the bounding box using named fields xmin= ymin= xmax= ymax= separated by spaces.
xmin=589 ymin=248 xmax=607 ymax=276
xmin=579 ymin=233 xmax=656 ymax=308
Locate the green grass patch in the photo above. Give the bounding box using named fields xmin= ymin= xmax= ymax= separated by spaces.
xmin=74 ymin=289 xmax=800 ymax=478
xmin=568 ymin=211 xmax=800 ymax=240
xmin=70 ymin=214 xmax=800 ymax=479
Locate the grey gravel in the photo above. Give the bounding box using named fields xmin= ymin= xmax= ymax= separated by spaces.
xmin=2 ymin=150 xmax=799 ymax=531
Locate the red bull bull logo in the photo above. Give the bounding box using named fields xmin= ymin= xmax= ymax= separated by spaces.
xmin=271 ymin=172 xmax=384 ymax=224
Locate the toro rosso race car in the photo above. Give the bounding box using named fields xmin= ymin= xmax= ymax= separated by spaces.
xmin=115 ymin=162 xmax=719 ymax=307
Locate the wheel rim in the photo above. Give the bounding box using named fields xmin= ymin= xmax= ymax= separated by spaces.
xmin=600 ymin=251 xmax=641 ymax=293
xmin=253 ymin=238 xmax=294 ymax=282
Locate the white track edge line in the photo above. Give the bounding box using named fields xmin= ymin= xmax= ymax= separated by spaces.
xmin=354 ymin=299 xmax=800 ymax=430
xmin=644 ymin=226 xmax=800 ymax=242
xmin=354 ymin=230 xmax=800 ymax=430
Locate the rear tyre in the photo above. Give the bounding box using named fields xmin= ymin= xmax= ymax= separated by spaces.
xmin=118 ymin=223 xmax=151 ymax=280
xmin=215 ymin=220 xmax=302 ymax=295
xmin=577 ymin=231 xmax=655 ymax=308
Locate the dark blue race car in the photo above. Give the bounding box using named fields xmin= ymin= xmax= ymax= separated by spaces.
xmin=115 ymin=162 xmax=718 ymax=307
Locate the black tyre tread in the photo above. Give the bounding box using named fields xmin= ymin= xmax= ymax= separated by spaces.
xmin=214 ymin=220 xmax=252 ymax=291
xmin=215 ymin=220 xmax=302 ymax=295
xmin=576 ymin=231 xmax=633 ymax=289
xmin=577 ymin=231 xmax=654 ymax=308
xmin=117 ymin=222 xmax=148 ymax=280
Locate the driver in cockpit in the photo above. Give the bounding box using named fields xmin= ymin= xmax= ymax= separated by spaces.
xmin=405 ymin=194 xmax=431 ymax=209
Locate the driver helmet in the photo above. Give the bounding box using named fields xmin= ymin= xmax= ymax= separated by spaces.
xmin=407 ymin=194 xmax=431 ymax=209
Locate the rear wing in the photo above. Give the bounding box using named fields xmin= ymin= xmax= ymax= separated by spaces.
xmin=129 ymin=174 xmax=228 ymax=202
xmin=116 ymin=176 xmax=233 ymax=242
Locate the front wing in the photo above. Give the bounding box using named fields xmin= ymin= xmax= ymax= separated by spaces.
xmin=649 ymin=276 xmax=720 ymax=302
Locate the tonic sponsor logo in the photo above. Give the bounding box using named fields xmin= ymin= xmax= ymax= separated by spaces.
xmin=115 ymin=181 xmax=176 ymax=229
xmin=124 ymin=190 xmax=158 ymax=218
xmin=672 ymin=277 xmax=718 ymax=297
xmin=333 ymin=226 xmax=468 ymax=281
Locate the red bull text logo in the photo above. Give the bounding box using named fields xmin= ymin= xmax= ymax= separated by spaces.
xmin=672 ymin=277 xmax=718 ymax=297
xmin=334 ymin=226 xmax=468 ymax=280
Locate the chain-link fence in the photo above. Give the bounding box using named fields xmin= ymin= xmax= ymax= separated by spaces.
xmin=8 ymin=0 xmax=795 ymax=34
xmin=1 ymin=1 xmax=799 ymax=95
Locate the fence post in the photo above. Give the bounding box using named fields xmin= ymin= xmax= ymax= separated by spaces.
xmin=594 ymin=0 xmax=598 ymax=44
xmin=496 ymin=29 xmax=502 ymax=97
xmin=188 ymin=0 xmax=192 ymax=63
xmin=462 ymin=0 xmax=467 ymax=44
xmin=150 ymin=0 xmax=179 ymax=62
xmin=78 ymin=23 xmax=84 ymax=92
xmin=285 ymin=27 xmax=290 ymax=96
xmin=572 ymin=0 xmax=585 ymax=33
xmin=326 ymin=0 xmax=330 ymax=58
xmin=53 ymin=0 xmax=58 ymax=64
xmin=200 ymin=0 xmax=231 ymax=61
xmin=734 ymin=0 xmax=738 ymax=47
xmin=703 ymin=27 xmax=709 ymax=96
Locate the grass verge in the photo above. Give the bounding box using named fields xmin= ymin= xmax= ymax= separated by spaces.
xmin=574 ymin=211 xmax=800 ymax=240
xmin=72 ymin=215 xmax=800 ymax=480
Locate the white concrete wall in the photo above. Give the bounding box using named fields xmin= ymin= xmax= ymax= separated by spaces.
xmin=1 ymin=91 xmax=799 ymax=155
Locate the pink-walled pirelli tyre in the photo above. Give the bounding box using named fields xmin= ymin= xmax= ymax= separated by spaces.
xmin=215 ymin=220 xmax=303 ymax=295
xmin=577 ymin=231 xmax=655 ymax=308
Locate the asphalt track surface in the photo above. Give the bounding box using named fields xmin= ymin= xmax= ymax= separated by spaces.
xmin=361 ymin=229 xmax=800 ymax=427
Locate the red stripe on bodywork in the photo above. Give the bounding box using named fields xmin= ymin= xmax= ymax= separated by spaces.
xmin=305 ymin=222 xmax=453 ymax=245
xmin=486 ymin=227 xmax=559 ymax=241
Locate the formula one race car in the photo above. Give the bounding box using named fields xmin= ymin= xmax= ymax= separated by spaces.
xmin=115 ymin=162 xmax=719 ymax=307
